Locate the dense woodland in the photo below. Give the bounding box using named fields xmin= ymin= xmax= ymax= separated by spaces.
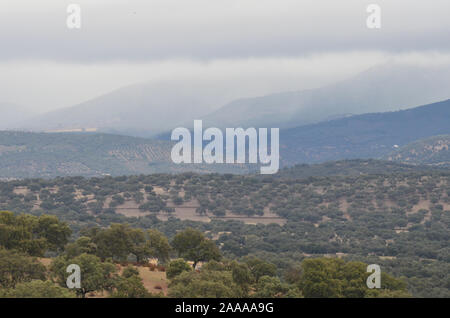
xmin=0 ymin=212 xmax=409 ymax=298
xmin=0 ymin=161 xmax=449 ymax=297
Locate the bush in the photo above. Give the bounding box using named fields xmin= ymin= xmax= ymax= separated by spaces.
xmin=166 ymin=259 xmax=192 ymax=279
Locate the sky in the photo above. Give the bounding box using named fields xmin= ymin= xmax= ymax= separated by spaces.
xmin=0 ymin=0 xmax=449 ymax=113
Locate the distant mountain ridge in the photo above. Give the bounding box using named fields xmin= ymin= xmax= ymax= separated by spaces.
xmin=279 ymin=99 xmax=450 ymax=165
xmin=202 ymin=62 xmax=450 ymax=129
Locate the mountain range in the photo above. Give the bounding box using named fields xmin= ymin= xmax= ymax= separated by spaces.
xmin=1 ymin=59 xmax=450 ymax=178
xmin=11 ymin=61 xmax=450 ymax=137
xmin=202 ymin=62 xmax=450 ymax=129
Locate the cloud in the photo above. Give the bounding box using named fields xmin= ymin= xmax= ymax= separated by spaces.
xmin=0 ymin=0 xmax=449 ymax=62
xmin=0 ymin=1 xmax=449 ymax=113
xmin=0 ymin=51 xmax=389 ymax=112
xmin=2 ymin=51 xmax=450 ymax=114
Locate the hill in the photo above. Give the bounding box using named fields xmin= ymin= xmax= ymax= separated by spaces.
xmin=386 ymin=135 xmax=450 ymax=166
xmin=278 ymin=99 xmax=450 ymax=165
xmin=0 ymin=131 xmax=250 ymax=179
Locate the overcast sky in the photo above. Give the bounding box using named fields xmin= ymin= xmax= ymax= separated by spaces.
xmin=1 ymin=0 xmax=449 ymax=112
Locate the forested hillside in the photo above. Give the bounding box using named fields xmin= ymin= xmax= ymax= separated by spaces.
xmin=0 ymin=212 xmax=410 ymax=298
xmin=387 ymin=135 xmax=450 ymax=166
xmin=279 ymin=99 xmax=450 ymax=165
xmin=1 ymin=163 xmax=449 ymax=297
xmin=273 ymin=159 xmax=447 ymax=179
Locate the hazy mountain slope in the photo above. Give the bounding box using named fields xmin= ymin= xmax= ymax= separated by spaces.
xmin=386 ymin=135 xmax=450 ymax=166
xmin=20 ymin=81 xmax=233 ymax=137
xmin=18 ymin=61 xmax=450 ymax=138
xmin=279 ymin=99 xmax=450 ymax=165
xmin=203 ymin=62 xmax=450 ymax=129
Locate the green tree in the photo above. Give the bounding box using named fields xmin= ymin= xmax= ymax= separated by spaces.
xmin=253 ymin=276 xmax=302 ymax=298
xmin=111 ymin=275 xmax=150 ymax=298
xmin=34 ymin=215 xmax=72 ymax=252
xmin=166 ymin=259 xmax=192 ymax=279
xmin=147 ymin=229 xmax=171 ymax=263
xmin=88 ymin=224 xmax=133 ymax=261
xmin=110 ymin=267 xmax=150 ymax=298
xmin=65 ymin=236 xmax=97 ymax=258
xmin=122 ymin=265 xmax=140 ymax=278
xmin=172 ymin=228 xmax=221 ymax=268
xmin=0 ymin=248 xmax=46 ymax=289
xmin=0 ymin=280 xmax=76 ymax=298
xmin=50 ymin=253 xmax=117 ymax=298
xmin=298 ymin=258 xmax=410 ymax=298
xmin=244 ymin=257 xmax=277 ymax=282
xmin=0 ymin=211 xmax=71 ymax=256
xmin=128 ymin=228 xmax=150 ymax=263
xmin=231 ymin=262 xmax=254 ymax=296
